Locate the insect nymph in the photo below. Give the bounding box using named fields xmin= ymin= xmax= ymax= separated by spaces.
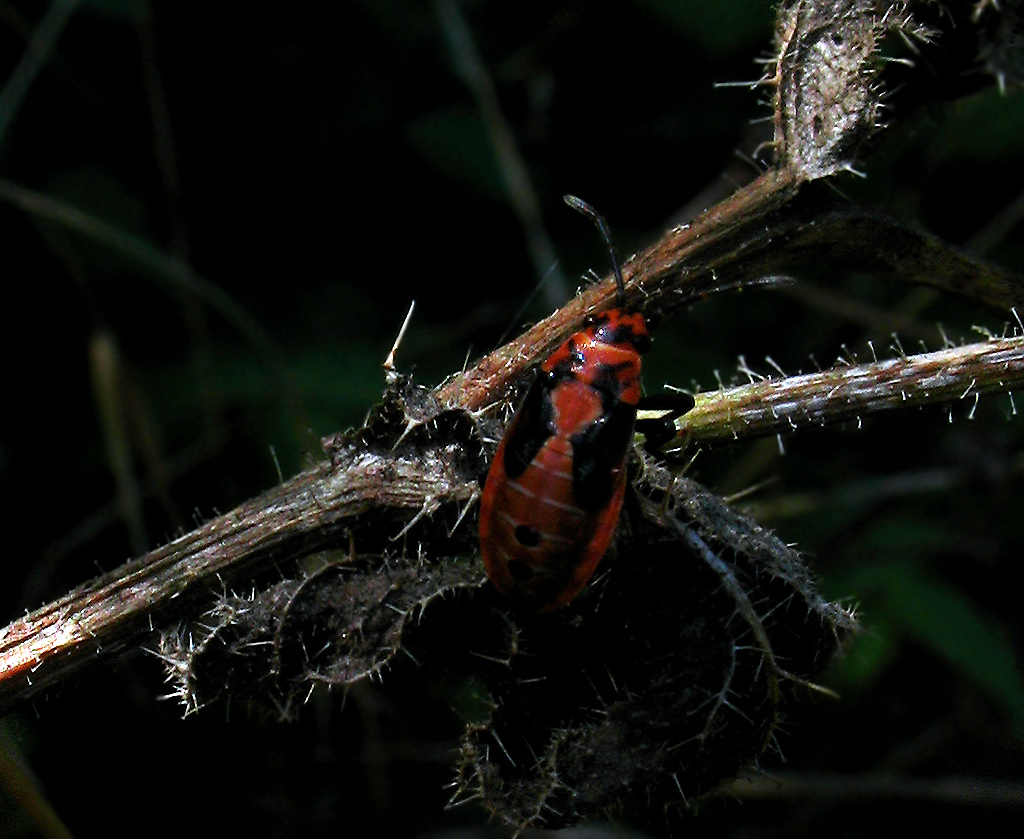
xmin=478 ymin=195 xmax=681 ymax=611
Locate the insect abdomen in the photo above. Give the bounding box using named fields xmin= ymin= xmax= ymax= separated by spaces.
xmin=479 ymin=357 xmax=637 ymax=611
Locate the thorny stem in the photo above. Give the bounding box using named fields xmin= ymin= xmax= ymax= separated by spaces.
xmin=1 ymin=168 xmax=1022 ymax=715
xmin=0 ymin=453 xmax=475 ymax=714
xmin=436 ymin=168 xmax=803 ymax=413
xmin=678 ymin=335 xmax=1024 ymax=444
xmin=434 ymin=168 xmax=1024 ymax=416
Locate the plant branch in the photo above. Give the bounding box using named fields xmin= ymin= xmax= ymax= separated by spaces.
xmin=3 ymin=0 xmax=1022 ymax=722
xmin=4 ymin=324 xmax=1022 ymax=714
xmin=436 ymin=168 xmax=804 ymax=413
xmin=677 ymin=334 xmax=1024 ymax=445
xmin=0 ymin=436 xmax=478 ymax=715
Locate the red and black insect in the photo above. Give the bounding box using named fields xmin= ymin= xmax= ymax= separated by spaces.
xmin=478 ymin=195 xmax=693 ymax=611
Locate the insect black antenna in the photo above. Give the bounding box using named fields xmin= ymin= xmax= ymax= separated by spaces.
xmin=563 ymin=194 xmax=626 ymax=307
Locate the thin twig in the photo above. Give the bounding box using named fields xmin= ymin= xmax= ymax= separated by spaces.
xmin=0 ymin=177 xmax=285 ymax=378
xmin=2 ymin=165 xmax=1022 ymax=715
xmin=0 ymin=0 xmax=82 ymax=146
xmin=436 ymin=167 xmax=804 ymax=413
xmin=677 ymin=335 xmax=1024 ymax=445
xmin=435 ymin=0 xmax=569 ymax=306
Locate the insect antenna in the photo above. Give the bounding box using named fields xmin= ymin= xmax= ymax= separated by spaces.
xmin=675 ymin=274 xmax=797 ymax=308
xmin=563 ymin=194 xmax=626 ymax=307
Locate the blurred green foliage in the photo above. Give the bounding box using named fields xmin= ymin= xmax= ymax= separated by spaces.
xmin=1 ymin=1 xmax=1022 ymax=837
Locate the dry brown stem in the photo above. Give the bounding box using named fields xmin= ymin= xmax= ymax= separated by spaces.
xmin=3 ymin=1 xmax=1022 ymax=721
xmin=2 ymin=160 xmax=1019 ymax=715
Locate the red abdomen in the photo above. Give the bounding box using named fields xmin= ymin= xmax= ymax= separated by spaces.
xmin=478 ymin=310 xmax=648 ymax=611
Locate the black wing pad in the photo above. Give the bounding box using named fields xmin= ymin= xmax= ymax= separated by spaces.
xmin=501 ymin=374 xmax=556 ymax=480
xmin=570 ymin=400 xmax=637 ymax=511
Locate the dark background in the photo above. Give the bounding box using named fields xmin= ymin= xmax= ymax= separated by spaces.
xmin=1 ymin=1 xmax=1022 ymax=836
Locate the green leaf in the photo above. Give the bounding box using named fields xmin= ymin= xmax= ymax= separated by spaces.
xmin=847 ymin=558 xmax=1024 ymax=737
xmin=824 ymin=621 xmax=895 ymax=691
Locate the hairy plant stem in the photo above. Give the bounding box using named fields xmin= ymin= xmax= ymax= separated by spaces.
xmin=2 ymin=167 xmax=1021 ymax=715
